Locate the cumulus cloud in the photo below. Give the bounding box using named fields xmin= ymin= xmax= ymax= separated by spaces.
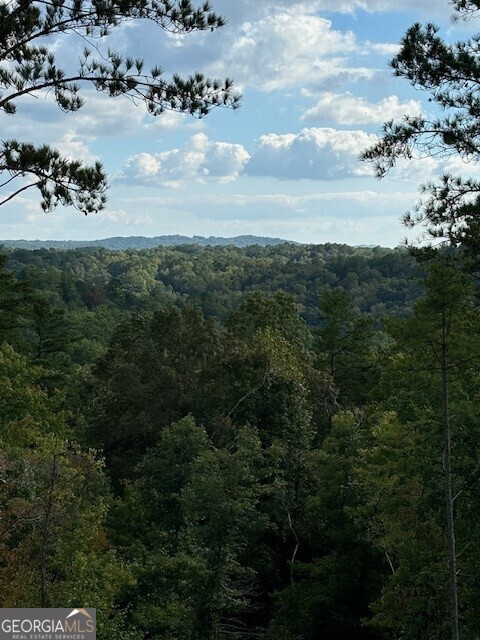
xmin=98 ymin=0 xmax=434 ymax=97
xmin=70 ymin=93 xmax=145 ymax=137
xmin=13 ymin=0 xmax=428 ymax=106
xmin=304 ymin=67 xmax=388 ymax=93
xmin=301 ymin=92 xmax=423 ymax=125
xmin=118 ymin=133 xmax=250 ymax=186
xmin=144 ymin=111 xmax=187 ymax=133
xmin=54 ymin=131 xmax=99 ymax=164
xmin=316 ymin=0 xmax=447 ymax=16
xmin=244 ymin=126 xmax=442 ymax=182
xmin=210 ymin=11 xmax=357 ymax=91
xmin=143 ymin=110 xmax=204 ymax=135
xmin=245 ymin=127 xmax=376 ymax=180
xmin=2 ymin=89 xmax=145 ymax=139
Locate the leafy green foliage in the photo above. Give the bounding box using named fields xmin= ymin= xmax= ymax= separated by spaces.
xmin=270 ymin=411 xmax=383 ymax=640
xmin=0 ymin=346 xmax=136 ymax=639
xmin=315 ymin=288 xmax=375 ymax=404
xmin=3 ymin=241 xmax=480 ymax=639
xmin=114 ymin=417 xmax=266 ymax=639
xmin=3 ymin=243 xmax=423 ymax=323
xmin=90 ymin=306 xmax=225 ymax=483
xmin=355 ymin=259 xmax=480 ymax=639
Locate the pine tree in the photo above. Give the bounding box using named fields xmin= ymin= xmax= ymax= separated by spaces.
xmin=0 ymin=0 xmax=240 ymax=213
xmin=362 ymin=1 xmax=480 ymax=244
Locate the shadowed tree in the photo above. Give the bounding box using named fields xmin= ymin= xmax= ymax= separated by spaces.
xmin=315 ymin=288 xmax=374 ymax=405
xmin=357 ymin=257 xmax=480 ymax=640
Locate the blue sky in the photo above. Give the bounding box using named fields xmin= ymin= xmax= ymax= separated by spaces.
xmin=1 ymin=0 xmax=477 ymax=245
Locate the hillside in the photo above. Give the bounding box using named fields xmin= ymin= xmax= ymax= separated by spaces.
xmin=2 ymin=240 xmax=478 ymax=640
xmin=0 ymin=234 xmax=292 ymax=250
xmin=3 ymin=242 xmax=421 ymax=324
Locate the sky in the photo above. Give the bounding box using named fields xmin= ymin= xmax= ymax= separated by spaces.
xmin=1 ymin=0 xmax=478 ymax=246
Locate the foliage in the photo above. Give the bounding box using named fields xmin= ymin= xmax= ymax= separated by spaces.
xmin=315 ymin=288 xmax=375 ymax=404
xmin=2 ymin=241 xmax=480 ymax=639
xmin=362 ymin=0 xmax=480 ymax=244
xmin=113 ymin=417 xmax=266 ymax=639
xmin=270 ymin=411 xmax=383 ymax=640
xmin=0 ymin=345 xmax=136 ymax=639
xmin=0 ymin=0 xmax=239 ymax=212
xmin=3 ymin=243 xmax=423 ymax=327
xmin=355 ymin=259 xmax=480 ymax=639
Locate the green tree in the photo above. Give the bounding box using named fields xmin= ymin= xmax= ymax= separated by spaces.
xmin=362 ymin=0 xmax=480 ymax=244
xmin=356 ymin=258 xmax=480 ymax=640
xmin=0 ymin=345 xmax=136 ymax=639
xmin=0 ymin=0 xmax=240 ymax=213
xmin=89 ymin=306 xmax=225 ymax=485
xmin=270 ymin=411 xmax=383 ymax=640
xmin=315 ymin=288 xmax=374 ymax=405
xmin=0 ymin=255 xmax=32 ymax=347
xmin=113 ymin=417 xmax=265 ymax=640
xmin=227 ymin=291 xmax=310 ymax=351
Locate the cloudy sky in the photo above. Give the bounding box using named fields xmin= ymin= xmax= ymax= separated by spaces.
xmin=1 ymin=0 xmax=476 ymax=245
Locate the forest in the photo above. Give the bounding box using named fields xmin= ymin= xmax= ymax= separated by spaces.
xmin=4 ymin=0 xmax=480 ymax=637
xmin=1 ymin=240 xmax=479 ymax=639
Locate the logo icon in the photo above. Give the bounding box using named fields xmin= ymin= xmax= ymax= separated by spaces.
xmin=66 ymin=609 xmax=93 ymax=619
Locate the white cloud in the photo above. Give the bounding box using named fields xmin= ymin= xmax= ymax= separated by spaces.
xmin=143 ymin=110 xmax=205 ymax=135
xmin=244 ymin=126 xmax=442 ymax=182
xmin=210 ymin=11 xmax=358 ymax=90
xmin=118 ymin=132 xmax=250 ymax=186
xmin=246 ymin=127 xmax=376 ymax=180
xmin=363 ymin=41 xmax=400 ymax=56
xmin=127 ymin=189 xmax=417 ymax=212
xmin=54 ymin=131 xmax=99 ymax=164
xmin=442 ymin=155 xmax=480 ymax=179
xmin=315 ymin=0 xmax=448 ymax=16
xmin=111 ymin=186 xmax=420 ymax=246
xmin=2 ymin=89 xmax=145 ymax=139
xmin=304 ymin=67 xmax=387 ymax=93
xmin=301 ymin=92 xmax=423 ymax=125
xmin=71 ymin=93 xmax=145 ymax=137
xmin=212 ymin=0 xmax=447 ymax=21
xmin=95 ymin=208 xmax=151 ymax=226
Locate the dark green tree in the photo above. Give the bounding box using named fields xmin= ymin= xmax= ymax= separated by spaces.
xmin=357 ymin=257 xmax=480 ymax=640
xmin=315 ymin=288 xmax=374 ymax=405
xmin=270 ymin=410 xmax=383 ymax=640
xmin=362 ymin=0 xmax=480 ymax=244
xmin=227 ymin=291 xmax=310 ymax=351
xmin=0 ymin=255 xmax=32 ymax=346
xmin=89 ymin=306 xmax=225 ymax=485
xmin=0 ymin=345 xmax=135 ymax=639
xmin=0 ymin=0 xmax=240 ymax=213
xmin=112 ymin=417 xmax=266 ymax=640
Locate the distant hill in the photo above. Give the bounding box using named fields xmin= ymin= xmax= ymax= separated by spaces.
xmin=0 ymin=235 xmax=293 ymax=250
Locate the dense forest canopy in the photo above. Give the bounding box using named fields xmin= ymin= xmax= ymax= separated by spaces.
xmin=0 ymin=235 xmax=291 ymax=250
xmin=2 ymin=240 xmax=480 ymax=640
xmin=3 ymin=242 xmax=421 ymax=328
xmin=4 ymin=0 xmax=480 ymax=636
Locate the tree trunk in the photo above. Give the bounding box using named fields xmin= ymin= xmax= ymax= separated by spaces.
xmin=39 ymin=455 xmax=57 ymax=608
xmin=441 ymin=310 xmax=459 ymax=640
